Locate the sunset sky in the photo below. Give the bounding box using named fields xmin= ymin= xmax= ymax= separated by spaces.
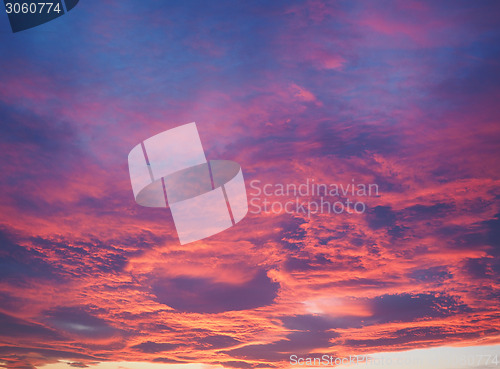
xmin=0 ymin=1 xmax=500 ymax=369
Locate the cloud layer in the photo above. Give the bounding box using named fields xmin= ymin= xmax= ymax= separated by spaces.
xmin=0 ymin=1 xmax=499 ymax=368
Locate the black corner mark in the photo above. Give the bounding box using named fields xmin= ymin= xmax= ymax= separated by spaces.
xmin=64 ymin=0 xmax=78 ymax=11
xmin=4 ymin=0 xmax=79 ymax=33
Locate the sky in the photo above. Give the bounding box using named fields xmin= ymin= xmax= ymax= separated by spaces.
xmin=0 ymin=0 xmax=499 ymax=368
